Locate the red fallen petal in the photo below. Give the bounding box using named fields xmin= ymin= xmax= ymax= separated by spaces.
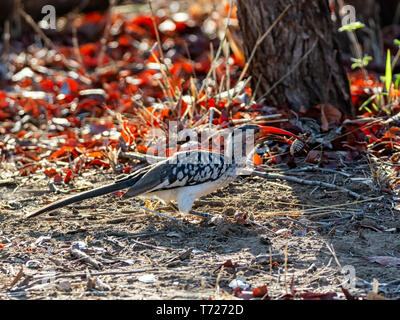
xmin=360 ymin=127 xmax=379 ymax=142
xmin=118 ymin=34 xmax=132 ymax=47
xmin=64 ymin=169 xmax=74 ymax=184
xmin=19 ymin=78 xmax=32 ymax=88
xmin=84 ymin=151 xmax=104 ymax=159
xmin=207 ymin=98 xmax=216 ymax=109
xmin=137 ymin=145 xmax=148 ymax=154
xmin=161 ymin=108 xmax=171 ymax=120
xmin=54 ymin=174 xmax=63 ymax=183
xmin=44 ymin=168 xmax=57 ymax=178
xmin=49 ymin=146 xmax=75 ymax=160
xmin=39 ymin=78 xmax=55 ymax=91
xmin=62 ymin=78 xmax=79 ymax=94
xmin=112 ymin=191 xmax=124 ymax=197
xmin=82 ymin=12 xmax=104 ymax=23
xmin=130 ymin=14 xmax=157 ymax=29
xmin=300 ymin=292 xmax=337 ymax=300
xmin=233 ymin=111 xmax=244 ymax=120
xmin=79 ymin=43 xmax=98 ymax=56
xmin=252 ymin=285 xmax=268 ymax=298
xmin=253 ymin=153 xmax=263 ymax=165
xmin=87 ymin=159 xmax=110 ymax=168
xmin=16 ymin=130 xmax=27 ymax=138
xmin=0 ymin=110 xmax=11 ymax=120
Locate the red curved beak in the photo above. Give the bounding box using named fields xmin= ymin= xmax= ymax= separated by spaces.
xmin=259 ymin=126 xmax=297 ymax=139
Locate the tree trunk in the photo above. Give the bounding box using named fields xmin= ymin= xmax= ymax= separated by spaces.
xmin=236 ymin=0 xmax=354 ymax=116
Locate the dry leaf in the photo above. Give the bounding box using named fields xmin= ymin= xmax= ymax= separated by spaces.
xmin=316 ymin=104 xmax=342 ymax=132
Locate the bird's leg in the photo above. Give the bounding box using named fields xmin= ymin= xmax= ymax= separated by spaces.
xmin=166 ymin=201 xmax=212 ymax=219
xmin=145 ymin=200 xmax=159 ymax=211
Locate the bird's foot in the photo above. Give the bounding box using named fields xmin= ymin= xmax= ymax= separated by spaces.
xmin=145 ymin=200 xmax=159 ymax=211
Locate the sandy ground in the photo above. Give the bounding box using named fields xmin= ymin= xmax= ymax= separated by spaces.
xmin=1 ymin=162 xmax=399 ymax=300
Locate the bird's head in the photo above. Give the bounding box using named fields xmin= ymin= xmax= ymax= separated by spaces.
xmin=227 ymin=124 xmax=297 ymax=164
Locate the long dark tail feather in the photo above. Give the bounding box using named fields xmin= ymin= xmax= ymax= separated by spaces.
xmin=25 ymin=177 xmax=140 ymax=219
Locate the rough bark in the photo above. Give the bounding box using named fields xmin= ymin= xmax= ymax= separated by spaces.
xmin=236 ymin=0 xmax=354 ymax=116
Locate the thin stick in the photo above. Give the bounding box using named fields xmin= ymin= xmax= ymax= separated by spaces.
xmin=71 ymin=21 xmax=84 ymax=68
xmin=284 ymin=243 xmax=288 ymax=294
xmin=249 ymin=170 xmax=370 ymax=200
xmin=70 ymin=248 xmax=102 ymax=270
xmin=2 ymin=20 xmax=10 ymax=62
xmin=247 ymin=219 xmax=277 ymax=235
xmin=279 ymin=217 xmax=331 ymax=229
xmin=130 ymin=238 xmax=171 ymax=251
xmin=97 ymin=0 xmax=115 ymax=70
xmin=148 ymin=0 xmax=178 ymax=101
xmin=148 ymin=0 xmax=164 ymax=63
xmin=325 ymin=241 xmax=342 ymax=269
xmin=198 ymin=1 xmax=233 ymax=95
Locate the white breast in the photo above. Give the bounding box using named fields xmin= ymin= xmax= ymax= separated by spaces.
xmin=140 ymin=167 xmax=236 ymax=214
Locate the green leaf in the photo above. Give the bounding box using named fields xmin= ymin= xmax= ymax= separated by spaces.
xmin=350 ymin=55 xmax=372 ymax=70
xmin=338 ymin=21 xmax=365 ymax=32
xmin=395 ymin=74 xmax=400 ymax=90
xmin=363 ymin=106 xmax=372 ymax=113
xmin=385 ymin=49 xmax=392 ymax=92
xmin=363 ymin=55 xmax=373 ymax=64
xmin=371 ymin=103 xmax=379 ymax=112
xmin=359 ymin=94 xmax=376 ymax=111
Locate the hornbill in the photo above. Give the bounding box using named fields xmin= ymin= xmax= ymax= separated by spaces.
xmin=25 ymin=124 xmax=296 ymax=219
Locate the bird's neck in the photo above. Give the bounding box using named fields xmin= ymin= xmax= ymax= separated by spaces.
xmin=225 ymin=133 xmax=255 ymax=167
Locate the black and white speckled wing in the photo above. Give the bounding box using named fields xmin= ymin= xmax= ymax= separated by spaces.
xmin=165 ymin=150 xmax=234 ymax=188
xmin=121 ymin=150 xmax=234 ymax=199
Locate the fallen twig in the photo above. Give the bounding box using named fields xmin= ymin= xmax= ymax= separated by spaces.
xmin=70 ymin=248 xmax=103 ymax=270
xmin=130 ymin=238 xmax=172 ymax=252
xmin=278 ymin=217 xmax=331 ymax=229
xmin=96 ymin=0 xmax=116 ymax=71
xmin=247 ymin=219 xmax=277 ymax=235
xmin=318 ymin=211 xmax=364 ymax=223
xmin=248 ymin=170 xmax=370 ymax=200
xmin=4 ymin=266 xmax=23 ymax=290
xmin=286 ymin=165 xmax=352 ymax=177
